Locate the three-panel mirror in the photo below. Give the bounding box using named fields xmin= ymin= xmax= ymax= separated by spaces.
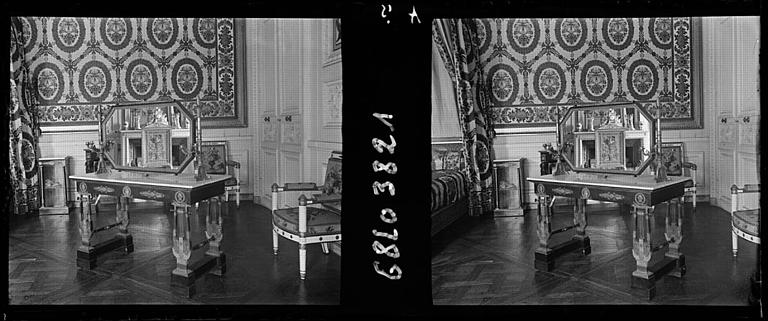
xmin=557 ymin=102 xmax=657 ymax=176
xmin=101 ymin=100 xmax=196 ymax=175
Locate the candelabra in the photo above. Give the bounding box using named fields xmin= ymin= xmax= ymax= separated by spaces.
xmin=95 ymin=106 xmax=111 ymax=174
xmin=193 ymin=98 xmax=208 ymax=181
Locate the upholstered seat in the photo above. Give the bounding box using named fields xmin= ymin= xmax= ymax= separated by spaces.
xmin=273 ymin=207 xmax=341 ymax=237
xmin=731 ymin=184 xmax=761 ymax=256
xmin=272 ymin=151 xmax=342 ymax=280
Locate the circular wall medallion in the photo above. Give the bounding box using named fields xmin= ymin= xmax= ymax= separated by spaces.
xmin=626 ymin=59 xmax=659 ymax=101
xmin=554 ymin=18 xmax=587 ymax=52
xmin=101 ymin=18 xmax=133 ymax=51
xmin=33 ymin=62 xmax=64 ymax=103
xmin=581 ymin=187 xmax=591 ymax=199
xmin=601 ymin=18 xmax=634 ymax=51
xmin=147 ymin=18 xmax=178 ymax=50
xmin=533 ymin=62 xmax=567 ymax=104
xmin=79 ymin=60 xmax=112 ymax=102
xmin=474 ymin=135 xmax=492 ymax=181
xmin=125 ymin=59 xmax=157 ymax=100
xmin=193 ymin=18 xmax=217 ymax=49
xmin=20 ymin=133 xmax=38 ymax=178
xmin=487 ymin=64 xmax=519 ymax=105
xmin=122 ymin=186 xmax=132 ymax=198
xmin=21 ymin=17 xmax=38 ymax=53
xmin=580 ymin=60 xmax=613 ymax=102
xmin=649 ymin=18 xmax=673 ymax=50
xmin=506 ymin=19 xmax=540 ymax=55
xmin=171 ymin=58 xmax=203 ymax=99
xmin=475 ymin=19 xmax=494 ymax=56
xmin=52 ymin=17 xmax=86 ymax=53
xmin=537 ymin=183 xmax=546 ymax=195
xmin=79 ymin=182 xmax=88 ymax=193
xmin=634 ymin=193 xmax=647 ymax=206
xmin=174 ymin=191 xmax=186 ymax=204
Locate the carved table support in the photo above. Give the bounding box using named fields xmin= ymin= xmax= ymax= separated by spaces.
xmin=534 ymin=190 xmax=591 ymax=271
xmin=631 ymin=202 xmax=686 ymax=300
xmin=171 ymin=194 xmax=227 ymax=296
xmin=665 ymin=197 xmax=685 ymax=277
xmin=78 ymin=193 xmax=94 ymax=253
xmin=205 ymin=196 xmax=226 ymax=275
xmin=573 ymin=197 xmax=591 ymax=255
xmin=76 ymin=191 xmax=134 ymax=270
xmin=632 ymin=205 xmax=654 ymax=281
xmin=116 ymin=196 xmax=134 ymax=253
xmin=171 ymin=202 xmax=193 ymax=282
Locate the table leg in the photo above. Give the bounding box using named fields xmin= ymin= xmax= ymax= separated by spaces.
xmin=631 ymin=205 xmax=655 ymax=299
xmin=77 ymin=193 xmax=96 ymax=269
xmin=665 ymin=197 xmax=685 ymax=277
xmin=534 ymin=194 xmax=554 ymax=271
xmin=171 ymin=203 xmax=193 ymax=285
xmin=573 ymin=198 xmax=591 ymax=255
xmin=116 ymin=196 xmax=134 ymax=254
xmin=205 ymin=195 xmax=226 ymax=275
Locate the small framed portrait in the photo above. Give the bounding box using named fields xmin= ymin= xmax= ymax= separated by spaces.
xmin=200 ymin=141 xmax=228 ymax=175
xmin=660 ymin=142 xmax=685 ymax=176
xmin=595 ymin=130 xmax=625 ymax=170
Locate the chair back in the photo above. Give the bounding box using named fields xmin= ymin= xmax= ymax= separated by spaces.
xmin=322 ymin=151 xmax=342 ymax=195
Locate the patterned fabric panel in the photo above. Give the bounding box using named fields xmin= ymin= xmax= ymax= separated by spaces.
xmin=733 ymin=209 xmax=759 ymax=237
xmin=273 ymin=207 xmax=341 ymax=237
xmin=431 ymin=170 xmax=468 ymax=212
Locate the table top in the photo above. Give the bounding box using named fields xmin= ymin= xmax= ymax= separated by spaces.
xmin=69 ymin=171 xmax=231 ymax=189
xmin=528 ymin=173 xmax=691 ymax=191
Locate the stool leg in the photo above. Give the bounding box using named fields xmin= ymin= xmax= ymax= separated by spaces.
xmin=236 ymin=189 xmax=240 ymax=208
xmin=732 ymin=229 xmax=739 ymax=257
xmin=299 ymin=244 xmax=307 ymax=280
xmin=272 ymin=229 xmax=279 ymax=255
xmin=225 ymin=191 xmax=229 ymax=202
xmin=321 ymin=243 xmax=330 ymax=254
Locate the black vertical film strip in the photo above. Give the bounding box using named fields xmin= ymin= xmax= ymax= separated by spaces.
xmin=342 ymin=4 xmax=432 ymax=309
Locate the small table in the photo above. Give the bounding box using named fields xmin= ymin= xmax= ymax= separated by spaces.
xmin=527 ymin=173 xmax=691 ymax=299
xmin=69 ymin=171 xmax=231 ymax=295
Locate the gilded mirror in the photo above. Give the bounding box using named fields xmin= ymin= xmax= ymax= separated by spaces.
xmin=101 ymin=100 xmax=196 ymax=175
xmin=557 ymin=102 xmax=657 ymax=176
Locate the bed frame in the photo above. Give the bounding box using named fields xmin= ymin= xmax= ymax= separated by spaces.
xmin=430 ymin=139 xmax=469 ymax=237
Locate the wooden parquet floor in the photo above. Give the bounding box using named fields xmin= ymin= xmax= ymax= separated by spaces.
xmin=431 ymin=203 xmax=758 ymax=305
xmin=8 ymin=202 xmax=340 ymax=305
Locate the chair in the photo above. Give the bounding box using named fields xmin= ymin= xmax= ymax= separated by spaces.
xmin=731 ymin=184 xmax=760 ymax=256
xmin=682 ymin=162 xmax=697 ymax=208
xmin=660 ymin=142 xmax=697 ymax=209
xmin=271 ymin=151 xmax=342 ymax=280
xmin=731 ymin=184 xmax=761 ymax=306
xmin=200 ymin=141 xmax=241 ymax=208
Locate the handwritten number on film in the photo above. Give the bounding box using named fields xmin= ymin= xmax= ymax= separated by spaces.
xmin=372 ymin=113 xmax=401 ymax=280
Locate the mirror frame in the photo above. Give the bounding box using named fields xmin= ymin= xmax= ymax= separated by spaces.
xmin=558 ymin=101 xmax=657 ymax=176
xmin=100 ymin=100 xmax=197 ymax=175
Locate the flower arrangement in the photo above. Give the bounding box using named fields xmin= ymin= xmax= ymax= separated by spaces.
xmin=542 ymin=141 xmax=572 ymax=175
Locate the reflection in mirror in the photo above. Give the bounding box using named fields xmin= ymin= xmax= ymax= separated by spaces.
xmin=558 ymin=102 xmax=656 ymax=176
xmin=101 ymin=100 xmax=195 ymax=175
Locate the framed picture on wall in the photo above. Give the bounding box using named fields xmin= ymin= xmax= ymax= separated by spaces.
xmin=200 ymin=141 xmax=229 ymax=175
xmin=660 ymin=142 xmax=685 ymax=176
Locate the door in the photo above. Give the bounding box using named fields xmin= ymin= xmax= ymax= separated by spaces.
xmin=710 ymin=16 xmax=760 ymax=211
xmin=258 ymin=19 xmax=305 ymax=209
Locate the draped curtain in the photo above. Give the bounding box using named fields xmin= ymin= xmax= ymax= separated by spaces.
xmin=9 ymin=17 xmax=41 ymax=215
xmin=433 ymin=19 xmax=495 ymax=216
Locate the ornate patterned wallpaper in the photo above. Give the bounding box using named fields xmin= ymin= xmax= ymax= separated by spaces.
xmin=477 ymin=18 xmax=701 ymax=131
xmin=18 ymin=17 xmax=244 ymax=128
